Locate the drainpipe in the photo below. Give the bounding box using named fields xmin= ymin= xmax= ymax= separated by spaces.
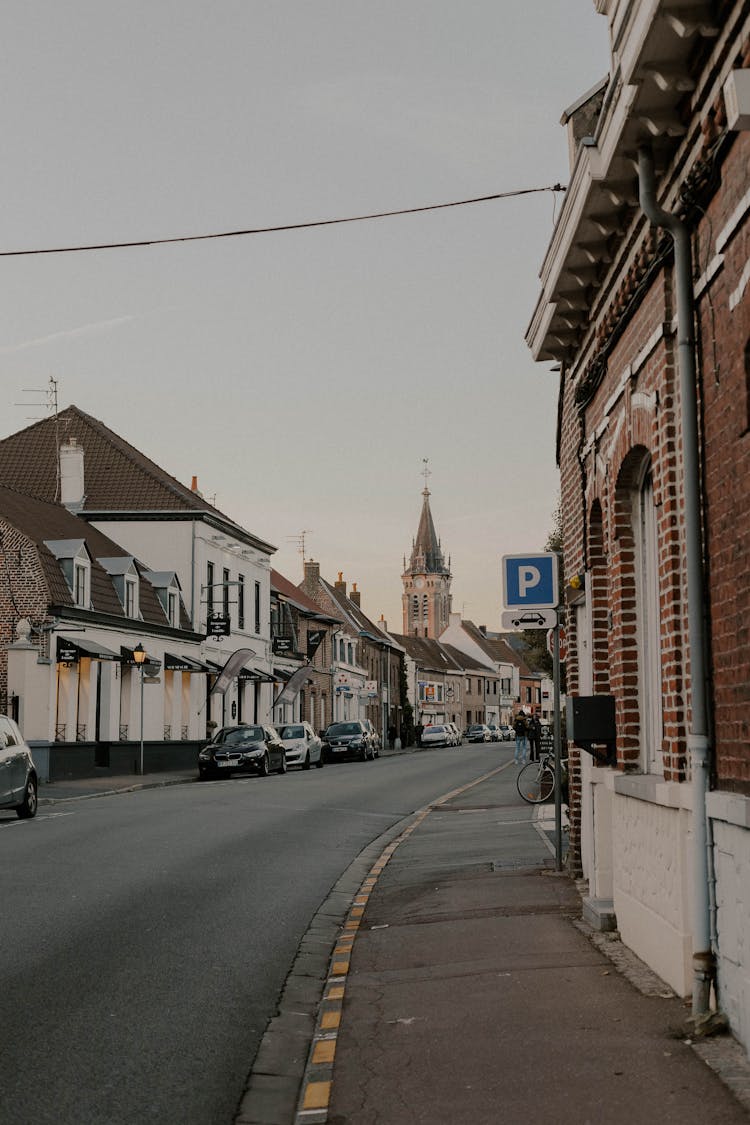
xmin=638 ymin=146 xmax=713 ymax=1019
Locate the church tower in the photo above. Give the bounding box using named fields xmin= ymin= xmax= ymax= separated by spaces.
xmin=402 ymin=465 xmax=452 ymax=638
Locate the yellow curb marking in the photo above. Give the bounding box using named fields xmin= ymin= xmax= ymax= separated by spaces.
xmin=321 ymin=1010 xmax=341 ymax=1030
xmin=350 ymin=906 xmax=364 ymax=917
xmin=344 ymin=921 xmax=359 ymax=931
xmin=326 ymin=985 xmax=345 ymax=1000
xmin=332 ymin=960 xmax=349 ymax=975
xmin=312 ymin=1039 xmax=336 ymax=1065
xmin=302 ymin=1081 xmax=331 ymax=1111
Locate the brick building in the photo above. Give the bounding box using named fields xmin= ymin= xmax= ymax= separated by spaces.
xmin=527 ymin=1 xmax=750 ymax=1046
xmin=300 ymin=562 xmax=403 ymax=743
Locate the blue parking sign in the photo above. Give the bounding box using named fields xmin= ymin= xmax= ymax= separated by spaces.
xmin=502 ymin=553 xmax=559 ymax=609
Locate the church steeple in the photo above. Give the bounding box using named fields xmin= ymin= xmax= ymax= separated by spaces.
xmin=402 ymin=462 xmax=452 ymax=638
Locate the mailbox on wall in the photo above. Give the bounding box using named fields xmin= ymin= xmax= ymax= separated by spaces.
xmin=566 ymin=695 xmax=617 ymax=765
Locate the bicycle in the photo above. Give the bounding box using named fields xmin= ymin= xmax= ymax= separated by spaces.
xmin=516 ymin=751 xmax=567 ymax=805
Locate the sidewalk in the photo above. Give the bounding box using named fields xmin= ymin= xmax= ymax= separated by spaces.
xmin=281 ymin=763 xmax=750 ymax=1125
xmin=37 ymin=744 xmax=409 ymax=804
xmin=38 ymin=769 xmax=199 ymax=803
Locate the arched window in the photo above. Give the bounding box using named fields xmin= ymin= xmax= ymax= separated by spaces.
xmin=633 ymin=467 xmax=663 ymax=773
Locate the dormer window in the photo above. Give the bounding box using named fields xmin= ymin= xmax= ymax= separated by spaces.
xmin=141 ymin=570 xmax=182 ymax=628
xmin=96 ymin=555 xmax=141 ymax=620
xmin=44 ymin=538 xmax=92 ymax=609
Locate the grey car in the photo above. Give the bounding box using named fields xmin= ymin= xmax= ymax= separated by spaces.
xmin=0 ymin=714 xmax=38 ymax=819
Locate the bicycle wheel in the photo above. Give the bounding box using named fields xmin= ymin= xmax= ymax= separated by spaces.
xmin=516 ymin=761 xmax=555 ymax=804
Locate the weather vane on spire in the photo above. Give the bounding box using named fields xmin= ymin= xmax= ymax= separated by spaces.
xmin=421 ymin=458 xmax=431 ymax=494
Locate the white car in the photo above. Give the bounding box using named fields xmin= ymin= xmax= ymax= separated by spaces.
xmin=280 ymin=721 xmax=324 ymax=770
xmin=446 ymin=722 xmax=462 ymax=746
xmin=421 ymin=724 xmax=453 ymax=748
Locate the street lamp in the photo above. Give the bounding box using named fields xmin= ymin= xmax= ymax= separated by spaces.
xmin=133 ymin=643 xmax=147 ymax=776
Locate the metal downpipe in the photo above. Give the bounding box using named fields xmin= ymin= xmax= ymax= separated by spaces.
xmin=637 ymin=146 xmax=713 ymax=1018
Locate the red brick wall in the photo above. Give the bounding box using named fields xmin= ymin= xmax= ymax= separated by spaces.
xmin=695 ymin=132 xmax=750 ymax=791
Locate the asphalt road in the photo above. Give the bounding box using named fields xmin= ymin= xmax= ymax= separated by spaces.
xmin=0 ymin=745 xmax=507 ymax=1125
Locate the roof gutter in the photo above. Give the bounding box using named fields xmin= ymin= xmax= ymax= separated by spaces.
xmin=638 ymin=145 xmax=715 ymax=1024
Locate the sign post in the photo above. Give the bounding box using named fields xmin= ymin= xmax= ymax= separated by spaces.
xmin=502 ymin=551 xmax=564 ymax=870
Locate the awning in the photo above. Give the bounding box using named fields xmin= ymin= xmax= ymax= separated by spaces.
xmin=57 ymin=636 xmax=120 ymax=663
xmin=163 ymin=652 xmax=206 ymax=673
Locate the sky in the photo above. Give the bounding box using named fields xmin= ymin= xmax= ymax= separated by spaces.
xmin=0 ymin=2 xmax=610 ymax=633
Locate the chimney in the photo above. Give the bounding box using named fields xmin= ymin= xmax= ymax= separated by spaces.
xmin=350 ymin=582 xmax=360 ymax=607
xmin=60 ymin=438 xmax=85 ymax=511
xmin=335 ymin=571 xmax=347 ymax=596
xmin=379 ymin=614 xmax=388 ymax=633
xmin=303 ymin=559 xmax=320 ymax=593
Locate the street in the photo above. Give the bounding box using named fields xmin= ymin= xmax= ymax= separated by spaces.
xmin=0 ymin=747 xmax=506 ymax=1125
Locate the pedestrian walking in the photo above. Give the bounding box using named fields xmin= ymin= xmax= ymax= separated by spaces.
xmin=513 ymin=712 xmax=528 ymax=764
xmin=416 ymin=722 xmax=424 ymax=748
xmin=527 ymin=713 xmax=542 ymax=762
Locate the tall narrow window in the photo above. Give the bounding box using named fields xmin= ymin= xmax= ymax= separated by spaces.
xmin=206 ymin=561 xmax=214 ymax=617
xmin=168 ymin=591 xmax=178 ymax=627
xmin=254 ymin=581 xmax=261 ymax=634
xmin=74 ymin=562 xmax=88 ymax=607
xmin=222 ymin=568 xmax=230 ymax=617
xmin=634 ymin=471 xmax=663 ymax=772
xmin=238 ymin=575 xmax=245 ymax=629
xmin=125 ymin=577 xmax=137 ymax=618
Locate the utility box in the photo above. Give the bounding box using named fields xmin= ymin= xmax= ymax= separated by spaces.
xmin=567 ymin=695 xmax=616 ymax=765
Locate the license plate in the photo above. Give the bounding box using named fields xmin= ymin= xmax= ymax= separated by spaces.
xmin=218 ymin=759 xmax=238 ymax=767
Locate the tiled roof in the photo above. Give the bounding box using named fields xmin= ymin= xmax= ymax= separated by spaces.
xmin=0 ymin=405 xmax=275 ymax=552
xmin=0 ymin=483 xmax=192 ymax=630
xmin=462 ymin=620 xmax=534 ymax=676
xmin=271 ymin=569 xmax=336 ymax=619
xmin=390 ymin=634 xmax=465 ymax=673
xmin=325 ymin=582 xmax=395 ymax=647
xmin=440 ymin=642 xmax=495 ymax=674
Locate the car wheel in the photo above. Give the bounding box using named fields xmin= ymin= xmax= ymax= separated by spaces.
xmin=16 ymin=776 xmax=38 ymax=819
xmin=302 ymin=751 xmax=311 ymax=771
xmin=278 ymin=754 xmax=287 ymax=775
xmin=260 ymin=753 xmax=270 ymax=777
xmin=315 ymin=751 xmax=324 ymax=769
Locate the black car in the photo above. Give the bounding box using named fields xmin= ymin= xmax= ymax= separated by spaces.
xmin=198 ymin=724 xmax=287 ymax=779
xmin=322 ymin=720 xmax=374 ymax=762
xmin=0 ymin=714 xmax=38 ymax=819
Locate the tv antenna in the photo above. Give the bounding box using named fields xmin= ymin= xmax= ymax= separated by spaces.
xmin=15 ymin=376 xmax=61 ymax=498
xmin=287 ymin=530 xmax=313 ymax=563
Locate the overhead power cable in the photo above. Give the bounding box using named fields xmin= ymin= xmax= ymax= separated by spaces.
xmin=0 ymin=184 xmax=565 ymax=258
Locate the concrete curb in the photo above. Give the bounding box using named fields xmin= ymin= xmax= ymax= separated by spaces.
xmin=232 ymin=813 xmax=416 ymax=1125
xmin=234 ymin=760 xmax=510 ymax=1125
xmin=38 ymin=775 xmax=197 ymax=805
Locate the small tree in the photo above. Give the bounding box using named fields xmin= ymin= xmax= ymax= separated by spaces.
xmin=399 ymin=661 xmax=415 ymax=747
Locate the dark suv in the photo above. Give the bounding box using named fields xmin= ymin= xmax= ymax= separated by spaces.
xmin=0 ymin=714 xmax=38 ymax=819
xmin=322 ymin=721 xmax=374 ymax=763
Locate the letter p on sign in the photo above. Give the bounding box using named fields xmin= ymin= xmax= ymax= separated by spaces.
xmin=518 ymin=566 xmax=541 ymax=598
xmin=502 ymin=553 xmax=559 ymax=609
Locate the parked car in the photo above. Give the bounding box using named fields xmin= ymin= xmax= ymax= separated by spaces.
xmin=466 ymin=724 xmax=491 ymax=743
xmin=421 ymin=723 xmax=453 ymax=748
xmin=280 ymin=721 xmax=324 ymax=770
xmin=198 ymin=724 xmax=287 ymax=779
xmin=498 ymin=724 xmax=514 ymax=741
xmin=0 ymin=714 xmax=38 ymax=819
xmin=322 ymin=721 xmax=374 ymax=762
xmin=486 ymin=724 xmax=502 ymax=742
